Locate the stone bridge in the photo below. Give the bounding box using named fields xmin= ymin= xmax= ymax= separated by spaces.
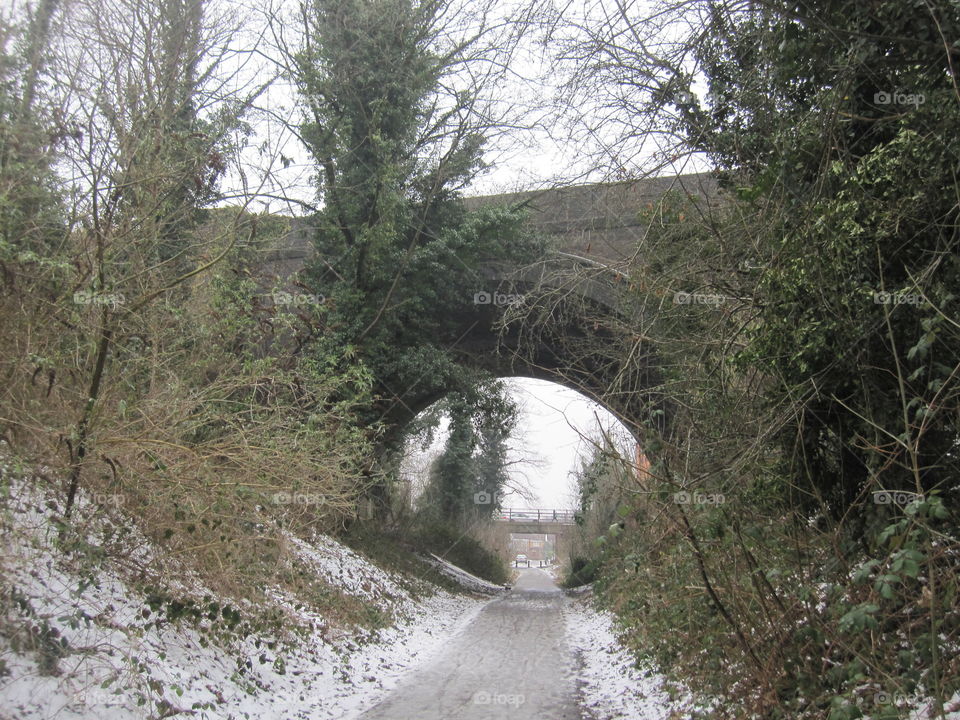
xmin=258 ymin=173 xmax=721 ymax=439
xmin=263 ymin=173 xmax=718 ymax=278
xmin=494 ymin=507 xmax=577 ymax=536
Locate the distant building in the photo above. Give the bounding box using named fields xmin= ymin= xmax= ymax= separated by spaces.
xmin=510 ymin=534 xmax=553 ymax=561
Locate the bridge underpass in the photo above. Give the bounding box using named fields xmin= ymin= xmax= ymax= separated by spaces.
xmin=493 ymin=508 xmax=578 ymax=568
xmin=257 ymin=172 xmax=722 ymax=446
xmin=253 ymin=173 xmax=724 ymax=534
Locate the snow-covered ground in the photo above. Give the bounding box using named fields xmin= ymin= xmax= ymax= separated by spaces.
xmin=564 ymin=597 xmax=696 ymax=720
xmin=10 ymin=453 xmax=951 ymax=720
xmin=425 ymin=553 xmax=507 ymax=594
xmin=542 ymin=562 xmax=564 ymax=582
xmin=0 ymin=461 xmax=486 ymax=720
xmin=564 ymin=595 xmax=960 ymax=720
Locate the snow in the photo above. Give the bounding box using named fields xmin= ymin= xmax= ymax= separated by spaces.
xmin=564 ymin=592 xmax=960 ymax=720
xmin=11 ymin=452 xmax=951 ymax=720
xmin=910 ymin=692 xmax=960 ymax=720
xmin=564 ymin=597 xmax=696 ymax=720
xmin=540 ymin=562 xmax=565 ymax=582
xmin=424 ymin=553 xmax=508 ymax=594
xmin=0 ymin=459 xmax=485 ymax=720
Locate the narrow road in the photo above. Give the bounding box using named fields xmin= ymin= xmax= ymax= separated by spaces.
xmin=358 ymin=567 xmax=580 ymax=720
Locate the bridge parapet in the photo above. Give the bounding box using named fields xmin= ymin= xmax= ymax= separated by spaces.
xmin=465 ymin=173 xmax=720 ymax=265
xmin=262 ymin=173 xmax=721 ymax=281
xmin=495 ymin=508 xmax=577 ymax=525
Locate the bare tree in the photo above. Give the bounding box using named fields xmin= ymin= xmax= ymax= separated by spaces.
xmin=0 ymin=0 xmax=270 ymax=513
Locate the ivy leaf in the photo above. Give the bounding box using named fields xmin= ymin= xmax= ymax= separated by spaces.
xmin=852 ymin=559 xmax=879 ymax=584
xmin=839 ymin=603 xmax=880 ymax=633
xmin=891 ymin=549 xmax=923 ymax=579
xmin=878 ymin=520 xmax=905 ymax=546
xmin=929 ymin=497 xmax=948 ymax=520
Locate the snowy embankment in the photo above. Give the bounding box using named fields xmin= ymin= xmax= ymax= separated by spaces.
xmin=425 ymin=553 xmax=507 ymax=594
xmin=564 ymin=595 xmax=696 ymax=720
xmin=566 ymin=590 xmax=960 ymax=720
xmin=0 ymin=461 xmax=486 ymax=720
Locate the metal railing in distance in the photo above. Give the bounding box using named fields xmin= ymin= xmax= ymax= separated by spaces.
xmin=495 ymin=508 xmax=577 ymax=524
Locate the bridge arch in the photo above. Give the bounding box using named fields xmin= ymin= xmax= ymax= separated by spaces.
xmin=259 ymin=173 xmax=719 ymax=444
xmin=367 ymin=251 xmax=664 ymax=447
xmin=398 ymin=375 xmax=640 ymax=571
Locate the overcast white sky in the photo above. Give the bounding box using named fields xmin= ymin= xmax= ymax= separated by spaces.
xmin=501 ymin=378 xmax=635 ymax=509
xmin=218 ymin=0 xmax=711 ymax=214
xmin=402 ymin=378 xmax=635 ymax=511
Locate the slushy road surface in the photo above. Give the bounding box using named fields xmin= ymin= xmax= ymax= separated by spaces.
xmin=358 ymin=567 xmax=579 ymax=720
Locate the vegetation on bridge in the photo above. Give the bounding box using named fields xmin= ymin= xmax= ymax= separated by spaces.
xmin=1 ymin=0 xmax=958 ymax=717
xmin=549 ymin=1 xmax=960 ymax=717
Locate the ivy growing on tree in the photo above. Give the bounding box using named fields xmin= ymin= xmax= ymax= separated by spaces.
xmin=291 ymin=0 xmax=543 ymax=432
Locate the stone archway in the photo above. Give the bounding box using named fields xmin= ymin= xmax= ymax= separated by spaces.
xmin=258 ymin=173 xmax=719 ymax=442
xmin=372 ymin=251 xmax=666 ymax=444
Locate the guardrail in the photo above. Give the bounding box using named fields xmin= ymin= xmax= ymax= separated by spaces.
xmin=495 ymin=508 xmax=577 ymax=524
